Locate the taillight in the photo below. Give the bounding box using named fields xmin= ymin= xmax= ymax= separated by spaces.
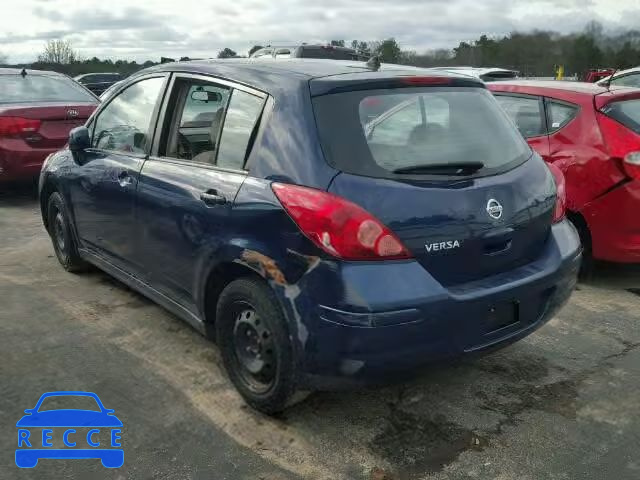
xmin=547 ymin=163 xmax=566 ymax=223
xmin=0 ymin=117 xmax=41 ymax=137
xmin=271 ymin=183 xmax=412 ymax=260
xmin=624 ymin=152 xmax=640 ymax=180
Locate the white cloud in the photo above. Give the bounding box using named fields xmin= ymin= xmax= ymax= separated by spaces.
xmin=0 ymin=0 xmax=637 ymax=63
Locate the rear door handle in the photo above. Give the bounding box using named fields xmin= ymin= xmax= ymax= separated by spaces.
xmin=200 ymin=189 xmax=227 ymax=206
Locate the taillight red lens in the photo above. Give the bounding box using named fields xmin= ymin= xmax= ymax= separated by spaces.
xmin=547 ymin=162 xmax=566 ymax=223
xmin=624 ymin=152 xmax=640 ymax=180
xmin=272 ymin=183 xmax=412 ymax=260
xmin=0 ymin=117 xmax=41 ymax=137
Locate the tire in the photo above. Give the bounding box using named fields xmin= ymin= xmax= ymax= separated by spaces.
xmin=568 ymin=214 xmax=593 ymax=279
xmin=47 ymin=192 xmax=88 ymax=273
xmin=216 ymin=277 xmax=300 ymax=414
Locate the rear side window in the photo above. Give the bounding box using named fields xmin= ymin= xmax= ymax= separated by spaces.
xmin=547 ymin=101 xmax=578 ymax=132
xmin=0 ymin=74 xmax=96 ymax=104
xmin=602 ymin=99 xmax=640 ymax=134
xmin=494 ymin=95 xmax=545 ymax=138
xmin=313 ymin=87 xmax=531 ymax=178
xmin=216 ymin=90 xmax=265 ymax=170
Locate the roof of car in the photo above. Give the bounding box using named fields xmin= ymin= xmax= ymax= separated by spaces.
xmin=143 ymin=58 xmax=473 ymax=93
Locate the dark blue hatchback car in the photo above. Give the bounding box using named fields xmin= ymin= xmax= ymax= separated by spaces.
xmin=39 ymin=59 xmax=581 ymax=413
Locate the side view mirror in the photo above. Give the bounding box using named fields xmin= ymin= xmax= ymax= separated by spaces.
xmin=191 ymin=90 xmax=222 ymax=103
xmin=69 ymin=126 xmax=90 ymax=152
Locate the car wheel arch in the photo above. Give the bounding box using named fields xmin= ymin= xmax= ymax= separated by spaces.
xmin=40 ymin=179 xmax=59 ymax=232
xmin=202 ymin=261 xmax=266 ymax=338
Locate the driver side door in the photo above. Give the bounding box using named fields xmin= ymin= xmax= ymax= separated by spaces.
xmin=69 ymin=74 xmax=168 ymax=274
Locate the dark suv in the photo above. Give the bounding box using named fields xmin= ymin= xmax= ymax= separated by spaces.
xmin=39 ymin=59 xmax=581 ymax=413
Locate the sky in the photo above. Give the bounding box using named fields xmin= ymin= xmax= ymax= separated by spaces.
xmin=1 ymin=0 xmax=638 ymax=63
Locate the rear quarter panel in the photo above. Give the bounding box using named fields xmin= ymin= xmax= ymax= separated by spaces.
xmin=248 ymin=82 xmax=337 ymax=188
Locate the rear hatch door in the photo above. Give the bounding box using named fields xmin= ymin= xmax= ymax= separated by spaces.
xmin=312 ymin=75 xmax=557 ymax=286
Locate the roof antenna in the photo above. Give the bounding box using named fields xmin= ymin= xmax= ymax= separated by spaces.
xmin=366 ymin=55 xmax=381 ymax=72
xmin=20 ymin=68 xmax=27 ymax=78
xmin=604 ymin=67 xmax=618 ymax=92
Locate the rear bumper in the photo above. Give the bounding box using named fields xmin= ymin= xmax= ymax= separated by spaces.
xmin=0 ymin=145 xmax=56 ymax=183
xmin=286 ymin=220 xmax=581 ymax=389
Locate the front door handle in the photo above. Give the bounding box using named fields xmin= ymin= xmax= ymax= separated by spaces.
xmin=200 ymin=189 xmax=227 ymax=206
xmin=117 ymin=171 xmax=133 ymax=187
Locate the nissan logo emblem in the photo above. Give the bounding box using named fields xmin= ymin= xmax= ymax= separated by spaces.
xmin=67 ymin=109 xmax=79 ymax=118
xmin=486 ymin=199 xmax=503 ymax=220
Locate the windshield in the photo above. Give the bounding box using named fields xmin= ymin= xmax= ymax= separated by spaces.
xmin=313 ymin=86 xmax=531 ymax=178
xmin=0 ymin=74 xmax=96 ymax=104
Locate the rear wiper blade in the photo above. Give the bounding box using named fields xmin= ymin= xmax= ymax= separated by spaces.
xmin=393 ymin=161 xmax=485 ymax=175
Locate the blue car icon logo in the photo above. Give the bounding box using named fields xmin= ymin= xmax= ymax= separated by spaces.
xmin=16 ymin=391 xmax=123 ymax=468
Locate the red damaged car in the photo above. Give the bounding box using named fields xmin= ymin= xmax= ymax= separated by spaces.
xmin=0 ymin=68 xmax=98 ymax=184
xmin=488 ymin=81 xmax=640 ymax=267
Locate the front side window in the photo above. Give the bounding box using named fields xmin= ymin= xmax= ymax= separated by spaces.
xmin=547 ymin=101 xmax=578 ymax=132
xmin=494 ymin=95 xmax=545 ymax=138
xmin=161 ymin=79 xmax=231 ymax=163
xmin=92 ymin=76 xmax=165 ymax=154
xmin=216 ymin=90 xmax=265 ymax=170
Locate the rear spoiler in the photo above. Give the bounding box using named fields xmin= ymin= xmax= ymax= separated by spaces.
xmin=310 ymin=74 xmax=485 ymax=96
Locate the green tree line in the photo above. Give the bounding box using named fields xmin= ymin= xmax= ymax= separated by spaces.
xmin=2 ymin=23 xmax=639 ymax=78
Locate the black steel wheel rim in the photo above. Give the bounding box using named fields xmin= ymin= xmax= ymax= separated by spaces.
xmin=53 ymin=210 xmax=66 ymax=253
xmin=231 ymin=302 xmax=276 ymax=394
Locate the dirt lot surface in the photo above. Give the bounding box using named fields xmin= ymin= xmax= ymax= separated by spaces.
xmin=2 ymin=187 xmax=639 ymax=479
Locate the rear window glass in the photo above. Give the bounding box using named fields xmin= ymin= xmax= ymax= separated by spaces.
xmin=313 ymin=87 xmax=531 ymax=178
xmin=0 ymin=74 xmax=96 ymax=104
xmin=602 ymin=99 xmax=640 ymax=134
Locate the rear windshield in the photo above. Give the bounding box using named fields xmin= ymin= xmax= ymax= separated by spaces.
xmin=312 ymin=86 xmax=531 ymax=178
xmin=601 ymin=99 xmax=640 ymax=134
xmin=299 ymin=47 xmax=360 ymax=60
xmin=0 ymin=74 xmax=96 ymax=104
